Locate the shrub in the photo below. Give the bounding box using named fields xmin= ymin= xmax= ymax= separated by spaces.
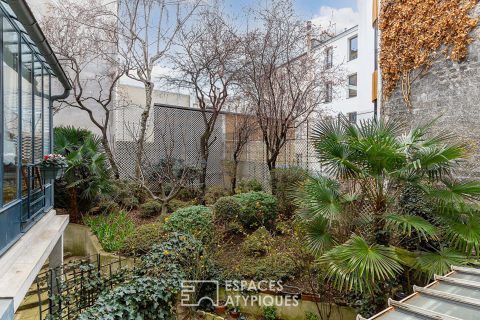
xmin=235 ymin=179 xmax=263 ymax=194
xmin=95 ymin=198 xmax=119 ymax=214
xmin=234 ymin=192 xmax=278 ymax=229
xmin=226 ymin=221 xmax=245 ymax=235
xmin=263 ymin=306 xmax=277 ymax=320
xmin=167 ymin=199 xmax=195 ymax=213
xmin=140 ymin=200 xmax=163 ymax=218
xmin=176 ymin=186 xmax=201 ymax=201
xmin=213 ymin=196 xmax=241 ymax=222
xmin=84 ymin=211 xmax=135 ymax=252
xmin=205 ymin=185 xmax=230 ymax=205
xmin=242 ymin=227 xmax=274 ymax=257
xmin=254 ymin=254 xmax=298 ymax=281
xmin=163 ymin=206 xmax=214 ymax=243
xmin=122 ymin=223 xmax=165 ymax=256
xmin=272 ymin=167 xmax=308 ymax=217
xmin=305 ymin=312 xmax=320 ymax=320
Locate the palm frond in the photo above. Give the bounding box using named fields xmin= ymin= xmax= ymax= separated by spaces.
xmin=319 ymin=235 xmax=403 ymax=293
xmin=386 ymin=214 xmax=437 ymax=240
xmin=444 ymin=214 xmax=480 ymax=255
xmin=415 ymin=248 xmax=467 ymax=279
xmin=302 ymin=215 xmax=335 ymax=257
xmin=294 ymin=176 xmax=343 ymax=223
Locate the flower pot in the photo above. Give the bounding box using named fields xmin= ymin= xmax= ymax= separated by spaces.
xmin=41 ymin=166 xmax=65 ymax=180
xmin=230 ymin=310 xmax=241 ymax=319
xmin=215 ymin=302 xmax=227 ymax=315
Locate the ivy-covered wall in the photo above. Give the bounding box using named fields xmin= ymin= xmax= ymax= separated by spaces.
xmin=383 ymin=4 xmax=480 ymax=179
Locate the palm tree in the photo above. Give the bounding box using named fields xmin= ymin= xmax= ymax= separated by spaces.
xmin=54 ymin=126 xmax=111 ymax=220
xmin=295 ymin=118 xmax=480 ymax=312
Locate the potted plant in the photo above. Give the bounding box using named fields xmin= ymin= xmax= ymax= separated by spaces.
xmin=40 ymin=154 xmax=67 ymax=180
xmin=215 ymin=300 xmax=227 ymax=315
xmin=229 ymin=306 xmax=241 ymax=319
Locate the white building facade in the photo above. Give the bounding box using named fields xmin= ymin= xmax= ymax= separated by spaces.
xmin=312 ymin=0 xmax=378 ymax=123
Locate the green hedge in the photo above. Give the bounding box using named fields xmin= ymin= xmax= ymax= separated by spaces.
xmin=233 ymin=192 xmax=278 ymax=229
xmin=163 ymin=206 xmax=214 ymax=243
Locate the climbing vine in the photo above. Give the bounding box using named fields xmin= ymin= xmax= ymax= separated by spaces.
xmin=380 ymin=0 xmax=479 ymax=110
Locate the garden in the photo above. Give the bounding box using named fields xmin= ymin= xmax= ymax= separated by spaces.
xmin=48 ymin=115 xmax=480 ymax=320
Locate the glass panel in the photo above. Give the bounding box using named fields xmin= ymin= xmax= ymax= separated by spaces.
xmin=3 ymin=17 xmax=20 ymax=204
xmin=348 ymin=73 xmax=357 ymax=98
xmin=43 ymin=73 xmax=50 ymax=156
xmin=349 ymin=35 xmax=358 ymax=60
xmin=33 ymin=61 xmax=43 ymax=163
xmin=21 ymin=42 xmax=33 ymax=196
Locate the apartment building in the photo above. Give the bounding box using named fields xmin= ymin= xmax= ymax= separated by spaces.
xmin=310 ymin=0 xmax=378 ymax=123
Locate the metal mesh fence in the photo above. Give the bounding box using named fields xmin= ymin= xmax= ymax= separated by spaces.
xmin=114 ymin=105 xmax=375 ymax=189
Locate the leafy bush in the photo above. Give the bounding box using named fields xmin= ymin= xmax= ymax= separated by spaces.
xmin=205 ymin=185 xmax=230 ymax=205
xmin=94 ymin=198 xmax=119 ymax=214
xmin=213 ymin=196 xmax=241 ymax=222
xmin=122 ymin=223 xmax=165 ymax=256
xmin=175 ymin=186 xmax=201 ymax=202
xmin=80 ymin=233 xmax=203 ymax=320
xmin=235 ymin=179 xmax=263 ymax=194
xmin=253 ymin=254 xmax=298 ymax=281
xmin=140 ymin=200 xmax=163 ymax=218
xmin=234 ymin=192 xmax=278 ymax=229
xmin=84 ymin=211 xmax=135 ymax=252
xmin=242 ymin=227 xmax=273 ymax=257
xmin=305 ymin=312 xmax=320 ymax=320
xmin=263 ymin=306 xmax=277 ymax=320
xmin=101 ymin=179 xmax=148 ymax=210
xmin=272 ymin=167 xmax=307 ymax=217
xmin=167 ymin=199 xmax=195 ymax=213
xmin=163 ymin=206 xmax=214 ymax=243
xmin=226 ymin=221 xmax=245 ymax=235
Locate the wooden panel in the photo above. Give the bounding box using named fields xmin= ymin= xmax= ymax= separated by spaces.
xmin=372 ymin=70 xmax=378 ymax=102
xmin=372 ymin=0 xmax=379 ymax=25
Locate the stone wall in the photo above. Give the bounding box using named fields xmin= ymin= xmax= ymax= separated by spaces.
xmin=382 ymin=4 xmax=480 ymax=179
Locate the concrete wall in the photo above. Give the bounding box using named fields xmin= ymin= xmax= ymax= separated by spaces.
xmin=382 ymin=4 xmax=480 ymax=179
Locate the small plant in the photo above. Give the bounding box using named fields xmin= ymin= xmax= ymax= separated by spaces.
xmin=163 ymin=206 xmax=214 ymax=244
xmin=205 ymin=185 xmax=230 ymax=205
xmin=235 ymin=179 xmax=263 ymax=194
xmin=122 ymin=223 xmax=165 ymax=256
xmin=84 ymin=211 xmax=135 ymax=252
xmin=40 ymin=153 xmax=67 ymax=167
xmin=272 ymin=167 xmax=307 ymax=217
xmin=167 ymin=199 xmax=195 ymax=213
xmin=226 ymin=221 xmax=244 ymax=235
xmin=234 ymin=192 xmax=278 ymax=229
xmin=140 ymin=200 xmax=163 ymax=218
xmin=263 ymin=306 xmax=277 ymax=320
xmin=213 ymin=196 xmax=241 ymax=222
xmin=305 ymin=312 xmax=319 ymax=320
xmin=242 ymin=227 xmax=273 ymax=257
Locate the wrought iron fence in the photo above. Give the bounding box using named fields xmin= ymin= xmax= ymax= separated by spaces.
xmin=35 ymin=254 xmax=136 ymax=320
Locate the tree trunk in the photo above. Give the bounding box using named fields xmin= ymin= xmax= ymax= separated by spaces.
xmin=268 ymin=158 xmax=277 ymax=194
xmin=161 ymin=202 xmax=168 ymax=215
xmin=69 ymin=188 xmax=80 ymax=223
xmin=231 ymin=157 xmax=239 ymax=194
xmin=135 ymin=82 xmax=153 ymax=179
xmin=101 ymin=134 xmax=119 ymax=179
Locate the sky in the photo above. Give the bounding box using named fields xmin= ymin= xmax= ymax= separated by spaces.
xmin=224 ymin=0 xmax=359 ymax=34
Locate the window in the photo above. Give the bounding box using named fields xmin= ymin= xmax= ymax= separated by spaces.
xmin=347 ymin=112 xmax=358 ymax=124
xmin=348 ymin=73 xmax=357 ymax=98
xmin=3 ymin=18 xmax=20 ymax=205
xmin=21 ymin=41 xmax=33 ymax=196
xmin=325 ymin=82 xmax=333 ymax=103
xmin=325 ymin=46 xmax=333 ymax=69
xmin=348 ymin=35 xmax=358 ymax=60
xmin=43 ymin=71 xmax=50 ymax=157
xmin=33 ymin=62 xmax=43 ymax=164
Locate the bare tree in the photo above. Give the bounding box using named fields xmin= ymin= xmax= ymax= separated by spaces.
xmin=242 ymin=0 xmax=341 ymax=191
xmin=168 ymin=7 xmax=245 ymax=203
xmin=225 ymin=97 xmax=257 ymax=193
xmin=124 ymin=118 xmax=199 ymax=214
xmin=42 ymin=0 xmax=123 ymax=178
xmin=117 ymin=0 xmax=200 ymax=179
